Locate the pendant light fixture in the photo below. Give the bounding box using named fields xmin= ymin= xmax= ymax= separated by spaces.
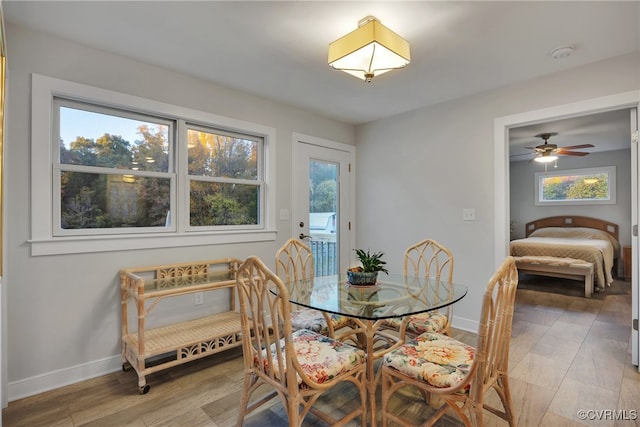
xmin=328 ymin=16 xmax=410 ymax=83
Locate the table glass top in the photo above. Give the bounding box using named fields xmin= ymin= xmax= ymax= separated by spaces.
xmin=280 ymin=273 xmax=468 ymax=320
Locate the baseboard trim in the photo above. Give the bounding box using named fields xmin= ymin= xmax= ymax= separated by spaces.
xmin=8 ymin=354 xmax=121 ymax=402
xmin=452 ymin=314 xmax=478 ymax=334
xmin=8 ymin=315 xmax=480 ymax=402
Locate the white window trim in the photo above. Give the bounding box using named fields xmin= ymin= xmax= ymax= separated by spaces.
xmin=534 ymin=166 xmax=616 ymax=206
xmin=30 ymin=73 xmax=276 ymax=256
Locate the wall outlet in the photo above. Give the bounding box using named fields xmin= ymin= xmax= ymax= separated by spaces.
xmin=194 ymin=292 xmax=204 ymax=305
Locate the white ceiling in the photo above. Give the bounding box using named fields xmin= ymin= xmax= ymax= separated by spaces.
xmin=509 ymin=108 xmax=634 ymax=162
xmin=3 ymin=1 xmax=639 ymax=154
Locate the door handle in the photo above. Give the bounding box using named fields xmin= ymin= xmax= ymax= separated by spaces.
xmin=299 ymin=233 xmax=311 ymax=240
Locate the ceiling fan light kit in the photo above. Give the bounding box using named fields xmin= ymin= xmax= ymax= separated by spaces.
xmin=533 ymin=153 xmax=558 ymax=163
xmin=328 ymin=15 xmax=410 ymax=82
xmin=527 ymin=132 xmax=594 ymax=165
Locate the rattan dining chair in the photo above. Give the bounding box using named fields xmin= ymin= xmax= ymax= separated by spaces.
xmin=235 ymin=256 xmax=367 ymax=427
xmin=275 ymin=238 xmax=352 ymax=339
xmin=380 ymin=239 xmax=454 ymax=339
xmin=380 ymin=256 xmax=519 ymax=427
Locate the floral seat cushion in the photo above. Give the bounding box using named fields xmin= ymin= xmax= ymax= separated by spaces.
xmin=259 ymin=329 xmax=366 ymax=385
xmin=291 ymin=308 xmax=351 ymax=335
xmin=383 ymin=312 xmax=448 ymax=335
xmin=383 ymin=332 xmax=474 ymax=389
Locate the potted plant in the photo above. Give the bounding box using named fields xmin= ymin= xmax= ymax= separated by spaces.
xmin=347 ymin=249 xmax=389 ymax=286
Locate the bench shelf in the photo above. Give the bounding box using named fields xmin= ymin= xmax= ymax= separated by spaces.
xmin=515 ymin=256 xmax=595 ymax=297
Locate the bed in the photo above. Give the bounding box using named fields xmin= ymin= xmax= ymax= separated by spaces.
xmin=510 ymin=216 xmax=620 ymax=296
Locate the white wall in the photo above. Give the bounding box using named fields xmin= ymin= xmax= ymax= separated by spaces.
xmin=510 ymin=149 xmax=632 ymax=245
xmin=3 ymin=24 xmax=355 ymax=400
xmin=355 ymin=52 xmax=640 ymax=331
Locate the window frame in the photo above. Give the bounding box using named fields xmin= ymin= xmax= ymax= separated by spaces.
xmin=31 ymin=74 xmax=276 ymax=256
xmin=534 ymin=166 xmax=616 ymax=206
xmin=184 ymin=123 xmax=264 ymax=232
xmin=53 ymin=98 xmax=177 ymax=236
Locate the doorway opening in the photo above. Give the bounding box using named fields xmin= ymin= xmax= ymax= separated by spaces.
xmin=494 ymin=91 xmax=639 ymax=262
xmin=494 ymin=90 xmax=640 ymax=368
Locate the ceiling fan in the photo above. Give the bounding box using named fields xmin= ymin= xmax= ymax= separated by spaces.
xmin=527 ymin=132 xmax=594 ymax=163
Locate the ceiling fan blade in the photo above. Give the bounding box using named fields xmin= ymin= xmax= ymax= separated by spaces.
xmin=559 ymin=144 xmax=594 ymax=150
xmin=557 ymin=150 xmax=589 ymax=156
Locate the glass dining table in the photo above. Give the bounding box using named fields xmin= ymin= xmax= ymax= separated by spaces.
xmin=277 ymin=273 xmax=468 ymax=427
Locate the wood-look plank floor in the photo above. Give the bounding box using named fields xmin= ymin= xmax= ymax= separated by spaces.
xmin=4 ymin=276 xmax=639 ymax=426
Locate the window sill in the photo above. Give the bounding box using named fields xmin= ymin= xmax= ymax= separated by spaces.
xmin=28 ymin=230 xmax=277 ymax=256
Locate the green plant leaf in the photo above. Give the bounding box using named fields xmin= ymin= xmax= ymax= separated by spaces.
xmin=353 ymin=248 xmax=388 ymax=274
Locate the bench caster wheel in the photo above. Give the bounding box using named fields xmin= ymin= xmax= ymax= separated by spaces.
xmin=122 ymin=362 xmax=132 ymax=372
xmin=139 ymin=384 xmax=150 ymax=395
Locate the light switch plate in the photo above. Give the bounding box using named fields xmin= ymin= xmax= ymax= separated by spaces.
xmin=279 ymin=209 xmax=290 ymax=221
xmin=463 ymin=208 xmax=475 ymax=221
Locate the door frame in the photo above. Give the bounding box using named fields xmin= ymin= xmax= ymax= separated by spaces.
xmin=291 ymin=132 xmax=356 ymax=270
xmin=494 ymin=90 xmax=640 ymax=264
xmin=494 ymin=90 xmax=640 ymax=367
xmin=630 ymin=107 xmax=638 ymax=366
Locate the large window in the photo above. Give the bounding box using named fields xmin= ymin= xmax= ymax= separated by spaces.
xmin=56 ymin=100 xmax=173 ymax=235
xmin=32 ymin=74 xmax=276 ymax=255
xmin=535 ymin=166 xmax=616 ymax=206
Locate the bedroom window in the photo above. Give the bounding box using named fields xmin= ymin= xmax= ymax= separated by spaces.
xmin=31 ymin=74 xmax=276 ymax=255
xmin=535 ymin=166 xmax=616 ymax=206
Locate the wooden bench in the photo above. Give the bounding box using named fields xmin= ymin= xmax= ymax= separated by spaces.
xmin=514 ymin=256 xmax=595 ymax=298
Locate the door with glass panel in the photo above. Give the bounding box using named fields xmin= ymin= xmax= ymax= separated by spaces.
xmin=292 ymin=135 xmax=354 ymax=277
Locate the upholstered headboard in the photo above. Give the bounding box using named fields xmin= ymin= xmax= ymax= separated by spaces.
xmin=524 ymin=216 xmax=619 ymax=242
